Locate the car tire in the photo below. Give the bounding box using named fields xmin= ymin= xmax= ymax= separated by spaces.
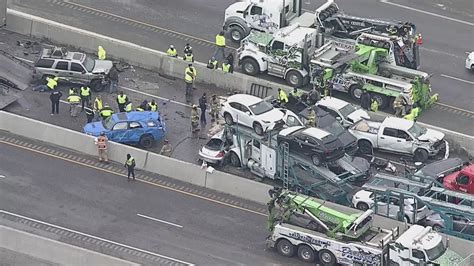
xmin=414 ymin=149 xmax=429 ymax=163
xmin=241 ymin=58 xmax=259 ymax=76
xmin=224 ymin=113 xmax=234 ymax=125
xmin=358 ymin=140 xmax=373 ymax=155
xmin=356 ymin=202 xmax=369 ymax=211
xmin=297 ymin=245 xmax=315 ymax=263
xmin=139 ymin=135 xmax=154 ymax=149
xmin=349 ymin=84 xmax=363 ymax=100
xmin=311 ymin=154 xmax=322 ymax=166
xmin=90 ymin=79 xmax=106 ymax=92
xmin=318 ymin=249 xmax=336 ymax=265
xmin=229 ymin=152 xmax=241 ymax=167
xmin=285 ymin=70 xmax=304 ymax=87
xmin=229 ymin=26 xmax=245 ymax=43
xmin=371 ymin=93 xmax=389 ymax=110
xmin=276 ymin=239 xmax=295 ymax=257
xmin=253 ymin=123 xmax=264 ymax=136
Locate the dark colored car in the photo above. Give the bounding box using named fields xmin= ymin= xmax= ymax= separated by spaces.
xmin=277 ymin=126 xmax=345 ymax=166
xmin=412 ymin=158 xmax=464 ymax=183
xmin=285 ymin=100 xmax=358 ymax=155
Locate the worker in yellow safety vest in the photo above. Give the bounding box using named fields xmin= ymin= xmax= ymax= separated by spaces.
xmin=124 ymin=101 xmax=132 ymax=112
xmin=34 ymin=76 xmax=58 ymax=92
xmin=100 ymin=104 xmax=114 ymax=119
xmin=184 ymin=64 xmax=197 ymax=96
xmin=80 ymin=86 xmax=91 ymax=111
xmin=207 ymin=57 xmax=218 ymax=69
xmin=167 ymin=45 xmax=177 ymax=57
xmin=98 ymin=45 xmax=106 ymax=60
xmin=116 ymin=91 xmax=129 ymax=112
xmin=67 ymin=92 xmax=81 ymax=117
xmin=148 ymin=100 xmax=158 ymax=111
xmin=278 ymin=88 xmax=288 ymax=105
xmin=222 ymin=60 xmax=231 ymax=73
xmin=213 ymin=31 xmax=226 ymax=62
xmin=183 ymin=52 xmax=194 ymax=62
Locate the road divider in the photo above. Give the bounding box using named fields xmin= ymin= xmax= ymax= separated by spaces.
xmin=3 ymin=10 xmax=473 ymax=156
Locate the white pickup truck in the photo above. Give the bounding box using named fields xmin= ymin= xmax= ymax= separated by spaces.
xmin=349 ymin=117 xmax=448 ymax=162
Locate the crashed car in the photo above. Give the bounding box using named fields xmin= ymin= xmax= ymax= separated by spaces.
xmin=198 ymin=128 xmax=237 ymax=166
xmin=83 ymin=111 xmax=166 ymax=148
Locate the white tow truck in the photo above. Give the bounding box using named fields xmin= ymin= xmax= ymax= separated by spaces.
xmin=349 ymin=117 xmax=448 ymax=162
xmin=267 ymin=189 xmax=463 ymax=265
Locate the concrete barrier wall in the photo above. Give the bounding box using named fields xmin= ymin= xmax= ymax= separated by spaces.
xmin=5 ymin=9 xmax=286 ymax=99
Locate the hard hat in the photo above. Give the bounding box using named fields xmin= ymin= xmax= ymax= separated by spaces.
xmin=170 ymin=45 xmax=174 ymax=48
xmin=192 ymin=104 xmax=197 ymax=108
xmin=164 ymin=139 xmax=169 ymax=143
xmin=211 ymin=57 xmax=216 ymax=60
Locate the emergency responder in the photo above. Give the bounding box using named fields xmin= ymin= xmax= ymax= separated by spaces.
xmin=225 ymin=53 xmax=234 ymax=73
xmin=213 ymin=31 xmax=226 ymax=62
xmin=191 ymin=105 xmax=199 ymax=138
xmin=183 ymin=43 xmax=193 ymax=55
xmin=67 ymin=90 xmax=81 ymax=117
xmin=289 ymin=88 xmax=303 ymax=101
xmin=80 ymin=85 xmax=91 ymax=112
xmin=277 ymin=88 xmax=288 ymax=105
xmin=199 ymin=93 xmax=207 ymax=126
xmin=167 ymin=45 xmax=177 ymax=57
xmin=124 ymin=153 xmax=136 ymax=181
xmin=306 ymin=86 xmax=321 ymax=105
xmin=108 ymin=64 xmax=119 ymax=94
xmin=84 ymin=102 xmax=95 ymax=123
xmin=148 ymin=99 xmax=158 ymax=111
xmin=183 ymin=51 xmax=194 ymax=62
xmin=404 ymin=107 xmax=420 ymax=121
xmin=184 ymin=64 xmax=196 ymax=96
xmin=207 ymin=57 xmax=218 ymax=69
xmin=34 ymin=76 xmax=58 ymax=92
xmin=96 ymin=132 xmax=109 ymax=163
xmin=100 ymin=104 xmax=114 ymax=119
xmin=93 ymin=95 xmax=103 ymax=120
xmin=222 ymin=60 xmax=231 ymax=73
xmin=116 ymin=91 xmax=128 ymax=112
xmin=160 ymin=139 xmax=172 ymax=157
xmin=306 ymin=106 xmax=317 ymax=127
xmin=393 ymin=95 xmax=406 ymax=117
xmin=68 ymin=87 xmax=75 ymax=96
xmin=371 ymin=98 xmax=379 ymax=112
xmin=124 ymin=101 xmax=133 ymax=112
xmin=137 ymin=100 xmax=149 ymax=111
xmin=49 ymin=89 xmax=62 ymax=115
xmin=210 ymin=94 xmax=220 ymax=122
xmin=98 ymin=45 xmax=106 ymax=60
xmin=360 ymin=90 xmax=371 ymax=111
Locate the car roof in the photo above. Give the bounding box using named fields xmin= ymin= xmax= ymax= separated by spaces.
xmin=384 ymin=117 xmax=413 ymax=131
xmin=301 ymin=127 xmax=330 ymax=139
xmin=420 ymin=158 xmax=464 ymax=178
xmin=112 ymin=111 xmax=159 ymax=122
xmin=227 ymin=94 xmax=262 ymax=106
xmin=317 ymin=97 xmax=349 ymax=110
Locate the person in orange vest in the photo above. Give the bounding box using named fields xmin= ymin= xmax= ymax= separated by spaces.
xmin=96 ymin=132 xmax=109 ymax=163
xmin=416 ymin=34 xmax=423 ymax=46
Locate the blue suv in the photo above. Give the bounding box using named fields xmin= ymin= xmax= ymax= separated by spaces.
xmin=83 ymin=111 xmax=166 ymax=148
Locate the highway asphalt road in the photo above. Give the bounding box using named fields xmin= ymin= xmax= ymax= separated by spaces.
xmin=0 ymin=136 xmax=304 ymax=265
xmin=7 ymin=0 xmax=474 ymax=113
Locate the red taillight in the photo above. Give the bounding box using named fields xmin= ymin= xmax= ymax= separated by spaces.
xmin=217 ymin=151 xmax=225 ymax=158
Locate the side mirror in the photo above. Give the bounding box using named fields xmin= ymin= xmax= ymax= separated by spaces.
xmin=245 ymin=111 xmax=251 ymax=116
xmin=336 ymin=117 xmax=342 ymax=123
xmin=82 ymin=70 xmax=86 ymax=74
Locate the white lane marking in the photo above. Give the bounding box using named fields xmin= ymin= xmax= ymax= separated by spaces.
xmin=419 ymin=47 xmax=464 ymax=59
xmin=380 ymin=0 xmax=474 ymax=26
xmin=137 ymin=213 xmax=183 ymax=228
xmin=13 ymin=56 xmax=34 ymax=63
xmin=119 ymin=86 xmax=191 ymax=108
xmin=0 ymin=210 xmax=194 ymax=265
xmin=440 ymin=74 xmax=474 ymax=85
xmin=0 ymin=175 xmax=5 ymax=179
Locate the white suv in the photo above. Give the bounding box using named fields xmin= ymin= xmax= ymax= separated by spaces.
xmin=352 ymin=190 xmax=429 ymax=224
xmin=466 ymin=51 xmax=474 ymax=71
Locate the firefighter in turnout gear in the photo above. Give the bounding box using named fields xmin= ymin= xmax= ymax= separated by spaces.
xmin=191 ymin=105 xmax=200 ymax=138
xmin=306 ymin=107 xmax=317 ymax=127
xmin=96 ymin=132 xmax=109 ymax=163
xmin=210 ymin=94 xmax=220 ymax=123
xmin=393 ymin=95 xmax=406 ymax=117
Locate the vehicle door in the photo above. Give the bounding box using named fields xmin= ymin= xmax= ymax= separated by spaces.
xmin=291 ymin=133 xmax=307 ymax=155
xmin=244 ymin=4 xmax=266 ymax=31
xmin=283 ymin=113 xmax=303 ymax=127
xmin=250 ymin=139 xmax=261 ymax=162
xmin=455 ymin=174 xmax=472 ymax=193
xmin=237 ymin=103 xmax=255 ymax=128
xmin=229 ymin=102 xmax=251 ymax=127
xmin=379 ymin=127 xmax=410 ymax=153
xmin=69 ymin=62 xmax=87 ymax=83
xmin=127 ymin=121 xmax=144 ymax=143
xmin=395 ymin=130 xmax=415 ymax=154
xmin=52 ymin=60 xmax=70 ymax=79
xmin=108 ymin=122 xmax=129 ymax=143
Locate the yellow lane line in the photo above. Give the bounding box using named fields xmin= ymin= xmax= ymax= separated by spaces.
xmin=0 ymin=140 xmax=267 ymax=217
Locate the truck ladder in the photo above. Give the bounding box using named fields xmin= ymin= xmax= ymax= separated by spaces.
xmin=282 ymin=142 xmax=290 ymax=190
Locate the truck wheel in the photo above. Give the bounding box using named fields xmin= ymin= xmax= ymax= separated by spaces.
xmin=349 ymin=84 xmax=363 ymax=100
xmin=224 ymin=113 xmax=234 ymax=125
xmin=318 ymin=249 xmax=336 ymax=265
xmin=229 ymin=152 xmax=241 ymax=167
xmin=371 ymin=93 xmax=389 ymax=110
xmin=139 ymin=135 xmax=154 ymax=148
xmin=253 ymin=123 xmax=264 ymax=136
xmin=285 ymin=70 xmax=304 ymax=87
xmin=229 ymin=26 xmax=245 ymax=43
xmin=356 ymin=202 xmax=369 ymax=211
xmin=311 ymin=154 xmax=322 ymax=166
xmin=276 ymin=239 xmax=295 ymax=257
xmin=241 ymin=58 xmax=259 ymax=76
xmin=414 ymin=149 xmax=428 ymax=163
xmin=358 ymin=140 xmax=373 ymax=155
xmin=297 ymin=245 xmax=315 ymax=263
xmin=90 ymin=79 xmax=105 ymax=92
